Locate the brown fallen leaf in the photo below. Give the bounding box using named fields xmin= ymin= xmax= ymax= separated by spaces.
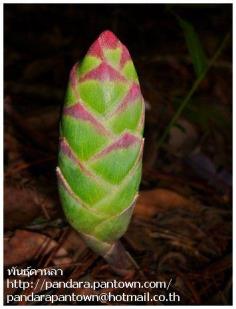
xmin=61 ymin=229 xmax=87 ymax=260
xmin=4 ymin=179 xmax=59 ymax=229
xmin=4 ymin=185 xmax=42 ymax=230
xmin=4 ymin=229 xmax=71 ymax=267
xmin=134 ymin=188 xmax=200 ymax=218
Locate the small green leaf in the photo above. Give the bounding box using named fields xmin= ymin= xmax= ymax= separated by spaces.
xmin=173 ymin=122 xmax=187 ymax=133
xmin=178 ymin=16 xmax=208 ymax=77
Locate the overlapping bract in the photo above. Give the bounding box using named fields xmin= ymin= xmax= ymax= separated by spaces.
xmin=57 ymin=30 xmax=145 ymax=256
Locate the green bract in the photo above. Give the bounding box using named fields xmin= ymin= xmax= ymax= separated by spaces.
xmin=57 ymin=30 xmax=145 ymax=257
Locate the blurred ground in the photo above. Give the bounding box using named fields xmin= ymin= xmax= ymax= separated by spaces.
xmin=4 ymin=4 xmax=232 ymax=305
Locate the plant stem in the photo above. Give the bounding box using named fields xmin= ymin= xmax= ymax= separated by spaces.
xmin=104 ymin=241 xmax=137 ymax=276
xmin=156 ymin=33 xmax=230 ymax=149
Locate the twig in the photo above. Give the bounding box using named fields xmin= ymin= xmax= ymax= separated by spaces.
xmin=43 ymin=228 xmax=70 ymax=268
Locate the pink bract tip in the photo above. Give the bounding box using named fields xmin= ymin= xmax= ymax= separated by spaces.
xmin=69 ymin=63 xmax=79 ymax=88
xmin=98 ymin=30 xmax=119 ymax=49
xmin=112 ymin=83 xmax=141 ymax=115
xmin=80 ymin=62 xmax=126 ymax=82
xmin=88 ymin=30 xmax=120 ymax=58
xmin=64 ymin=103 xmax=111 ymax=136
xmin=120 ymin=45 xmax=131 ymax=67
xmin=60 ymin=138 xmax=93 ymax=176
xmin=93 ymin=132 xmax=141 ymax=160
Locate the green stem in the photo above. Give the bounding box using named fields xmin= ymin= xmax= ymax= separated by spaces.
xmin=157 ymin=33 xmax=230 ymax=149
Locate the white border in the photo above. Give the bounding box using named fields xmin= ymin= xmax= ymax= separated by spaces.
xmin=1 ymin=0 xmax=234 ymax=3
xmin=2 ymin=1 xmax=233 ymax=308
